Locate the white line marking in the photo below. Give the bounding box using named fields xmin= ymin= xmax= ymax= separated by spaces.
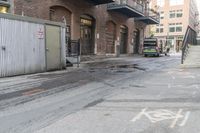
xmin=179 ymin=111 xmax=191 ymax=127
xmin=170 ymin=109 xmax=183 ymax=128
xmin=131 ymin=108 xmax=147 ymax=122
xmin=131 ymin=109 xmax=190 ymax=128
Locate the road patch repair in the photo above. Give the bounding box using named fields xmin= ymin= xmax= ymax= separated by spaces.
xmin=131 ymin=108 xmax=191 ymax=128
xmin=88 ymin=64 xmax=146 ymax=74
xmin=22 ymin=88 xmax=45 ymax=96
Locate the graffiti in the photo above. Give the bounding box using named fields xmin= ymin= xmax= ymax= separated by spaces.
xmin=131 ymin=108 xmax=190 ymax=128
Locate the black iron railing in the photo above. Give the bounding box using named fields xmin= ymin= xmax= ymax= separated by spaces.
xmin=66 ymin=39 xmax=81 ymax=67
xmin=0 ymin=0 xmax=10 ymax=6
xmin=181 ymin=26 xmax=197 ymax=64
xmin=107 ymin=0 xmax=144 ymax=14
xmin=145 ymin=8 xmax=160 ymax=22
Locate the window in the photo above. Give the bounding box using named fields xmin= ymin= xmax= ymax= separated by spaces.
xmin=169 ymin=27 xmax=175 ymax=32
xmin=160 ymin=12 xmax=164 ymax=19
xmin=157 ymin=0 xmax=165 ymax=7
xmin=156 ymin=24 xmax=164 ymax=33
xmin=169 ymin=23 xmax=183 ymax=32
xmin=170 ymin=0 xmax=184 ymax=6
xmin=176 ymin=10 xmax=183 ymax=18
xmin=169 ymin=11 xmax=176 ymax=18
xmin=169 ymin=23 xmax=175 ymax=32
xmin=176 ymin=23 xmax=183 ymax=32
xmin=156 ymin=28 xmax=159 ymax=33
xmin=160 ymin=28 xmax=164 ymax=33
xmin=176 ymin=26 xmax=182 ymax=32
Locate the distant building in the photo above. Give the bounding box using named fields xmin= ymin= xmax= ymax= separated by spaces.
xmin=149 ymin=0 xmax=199 ymax=52
xmin=10 ymin=0 xmax=159 ymax=56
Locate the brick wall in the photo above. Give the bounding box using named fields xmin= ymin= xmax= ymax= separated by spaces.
xmin=14 ymin=0 xmax=147 ymax=55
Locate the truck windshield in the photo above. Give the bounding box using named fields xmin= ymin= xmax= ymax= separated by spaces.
xmin=144 ymin=41 xmax=157 ymax=46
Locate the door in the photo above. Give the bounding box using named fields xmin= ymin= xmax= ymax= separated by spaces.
xmin=134 ymin=29 xmax=140 ymax=54
xmin=80 ymin=25 xmax=93 ymax=55
xmin=45 ymin=25 xmax=61 ymax=71
xmin=80 ymin=16 xmax=94 ymax=55
xmin=120 ymin=26 xmax=128 ymax=54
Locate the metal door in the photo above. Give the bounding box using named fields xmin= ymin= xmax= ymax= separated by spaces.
xmin=45 ymin=25 xmax=61 ymax=71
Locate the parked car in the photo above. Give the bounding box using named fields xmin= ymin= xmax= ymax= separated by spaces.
xmin=143 ymin=37 xmax=160 ymax=57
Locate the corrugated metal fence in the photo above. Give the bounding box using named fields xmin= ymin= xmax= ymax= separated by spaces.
xmin=0 ymin=14 xmax=66 ymax=77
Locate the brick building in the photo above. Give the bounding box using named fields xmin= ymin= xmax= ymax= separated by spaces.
xmin=149 ymin=0 xmax=199 ymax=52
xmin=5 ymin=0 xmax=159 ymax=56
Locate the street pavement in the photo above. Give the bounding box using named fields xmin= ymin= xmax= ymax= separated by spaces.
xmin=0 ymin=54 xmax=200 ymax=133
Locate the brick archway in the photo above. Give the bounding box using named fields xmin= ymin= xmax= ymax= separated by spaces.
xmin=49 ymin=5 xmax=72 ymax=25
xmin=80 ymin=14 xmax=96 ymax=55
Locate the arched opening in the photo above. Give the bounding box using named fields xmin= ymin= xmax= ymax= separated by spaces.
xmin=134 ymin=29 xmax=140 ymax=54
xmin=49 ymin=6 xmax=72 ymax=58
xmin=80 ymin=14 xmax=95 ymax=55
xmin=49 ymin=6 xmax=72 ymax=24
xmin=120 ymin=25 xmax=128 ymax=54
xmin=106 ymin=20 xmax=116 ymax=54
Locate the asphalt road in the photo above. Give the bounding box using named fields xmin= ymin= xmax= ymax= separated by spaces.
xmin=0 ymin=54 xmax=199 ymax=133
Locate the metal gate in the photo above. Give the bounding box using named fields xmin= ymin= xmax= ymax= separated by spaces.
xmin=0 ymin=13 xmax=66 ymax=77
xmin=0 ymin=17 xmax=46 ymax=77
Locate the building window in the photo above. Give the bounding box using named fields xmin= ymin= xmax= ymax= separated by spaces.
xmin=170 ymin=0 xmax=184 ymax=6
xmin=176 ymin=10 xmax=183 ymax=18
xmin=176 ymin=23 xmax=183 ymax=32
xmin=156 ymin=24 xmax=164 ymax=33
xmin=169 ymin=23 xmax=175 ymax=32
xmin=169 ymin=23 xmax=183 ymax=32
xmin=160 ymin=11 xmax=164 ymax=19
xmin=156 ymin=28 xmax=159 ymax=33
xmin=157 ymin=0 xmax=165 ymax=7
xmin=176 ymin=26 xmax=182 ymax=32
xmin=169 ymin=11 xmax=176 ymax=18
xmin=169 ymin=27 xmax=175 ymax=32
xmin=160 ymin=28 xmax=164 ymax=33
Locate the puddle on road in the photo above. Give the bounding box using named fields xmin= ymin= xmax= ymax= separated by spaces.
xmin=89 ymin=64 xmax=146 ymax=73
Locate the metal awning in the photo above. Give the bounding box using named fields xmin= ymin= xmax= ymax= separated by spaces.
xmin=107 ymin=4 xmax=144 ymax=18
xmin=86 ymin=0 xmax=115 ymax=5
xmin=135 ymin=16 xmax=159 ymax=24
